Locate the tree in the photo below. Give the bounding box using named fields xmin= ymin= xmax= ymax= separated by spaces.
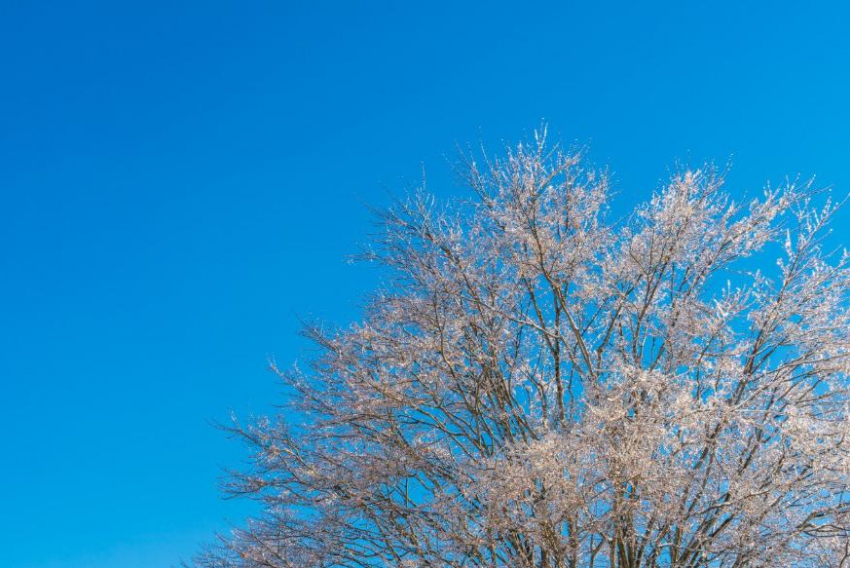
xmin=195 ymin=131 xmax=850 ymax=567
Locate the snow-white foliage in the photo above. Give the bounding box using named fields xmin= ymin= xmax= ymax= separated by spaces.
xmin=195 ymin=132 xmax=850 ymax=567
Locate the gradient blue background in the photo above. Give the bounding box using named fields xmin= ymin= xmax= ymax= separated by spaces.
xmin=2 ymin=2 xmax=850 ymax=567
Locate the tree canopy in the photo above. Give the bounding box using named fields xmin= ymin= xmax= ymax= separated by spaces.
xmin=196 ymin=132 xmax=850 ymax=567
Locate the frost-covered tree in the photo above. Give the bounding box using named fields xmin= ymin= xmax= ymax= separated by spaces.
xmin=195 ymin=132 xmax=850 ymax=568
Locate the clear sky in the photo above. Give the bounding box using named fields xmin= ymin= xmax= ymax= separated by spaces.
xmin=2 ymin=2 xmax=850 ymax=567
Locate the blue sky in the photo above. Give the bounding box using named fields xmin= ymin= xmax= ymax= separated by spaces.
xmin=2 ymin=2 xmax=850 ymax=567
